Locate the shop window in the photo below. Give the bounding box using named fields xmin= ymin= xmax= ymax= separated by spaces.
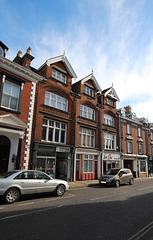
xmin=80 ymin=105 xmax=95 ymax=120
xmin=44 ymin=91 xmax=68 ymax=112
xmin=83 ymin=155 xmax=93 ymax=173
xmin=42 ymin=118 xmax=67 ymax=144
xmin=140 ymin=160 xmax=146 ymax=172
xmin=104 ymin=133 xmax=116 ymax=150
xmin=79 ymin=127 xmax=95 ymax=147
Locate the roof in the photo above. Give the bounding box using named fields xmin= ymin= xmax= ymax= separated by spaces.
xmin=38 ymin=53 xmax=77 ymax=79
xmin=78 ymin=72 xmax=102 ymax=92
xmin=102 ymin=86 xmax=120 ymax=102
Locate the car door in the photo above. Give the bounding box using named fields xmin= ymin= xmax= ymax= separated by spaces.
xmin=14 ymin=171 xmax=37 ymax=194
xmin=35 ymin=171 xmax=56 ymax=193
xmin=119 ymin=170 xmax=128 ymax=184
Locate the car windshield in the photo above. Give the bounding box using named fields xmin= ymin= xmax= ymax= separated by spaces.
xmin=104 ymin=169 xmax=120 ymax=175
xmin=0 ymin=171 xmax=17 ymax=178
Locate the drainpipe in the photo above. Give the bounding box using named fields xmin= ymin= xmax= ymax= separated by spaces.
xmin=119 ymin=114 xmax=123 ymax=168
xmin=100 ymin=94 xmax=103 ymax=176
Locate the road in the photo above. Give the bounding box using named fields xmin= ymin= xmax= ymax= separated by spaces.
xmin=1 ymin=178 xmax=153 ymax=240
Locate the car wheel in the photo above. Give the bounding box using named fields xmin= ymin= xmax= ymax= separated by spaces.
xmin=56 ymin=184 xmax=65 ymax=196
xmin=129 ymin=179 xmax=134 ymax=185
xmin=5 ymin=188 xmax=20 ymax=204
xmin=115 ymin=180 xmax=120 ymax=188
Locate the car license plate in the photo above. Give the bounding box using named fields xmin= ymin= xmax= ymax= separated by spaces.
xmin=101 ymin=181 xmax=106 ymax=184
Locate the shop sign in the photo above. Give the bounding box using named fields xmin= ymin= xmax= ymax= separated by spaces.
xmin=56 ymin=147 xmax=70 ymax=153
xmin=103 ymin=153 xmax=120 ymax=161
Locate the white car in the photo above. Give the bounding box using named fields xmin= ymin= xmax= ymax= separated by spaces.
xmin=0 ymin=170 xmax=69 ymax=203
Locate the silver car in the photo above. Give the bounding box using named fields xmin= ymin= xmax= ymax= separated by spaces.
xmin=0 ymin=170 xmax=69 ymax=203
xmin=99 ymin=168 xmax=134 ymax=187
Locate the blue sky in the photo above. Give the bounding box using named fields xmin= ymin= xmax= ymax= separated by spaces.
xmin=1 ymin=0 xmax=153 ymax=122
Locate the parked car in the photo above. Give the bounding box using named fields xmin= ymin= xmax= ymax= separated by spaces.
xmin=0 ymin=170 xmax=69 ymax=204
xmin=99 ymin=168 xmax=134 ymax=187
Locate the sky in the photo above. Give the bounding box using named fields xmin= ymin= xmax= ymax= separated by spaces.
xmin=0 ymin=0 xmax=153 ymax=122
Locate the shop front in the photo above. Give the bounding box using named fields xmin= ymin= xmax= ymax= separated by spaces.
xmin=32 ymin=142 xmax=73 ymax=181
xmin=102 ymin=152 xmax=121 ymax=173
xmin=123 ymin=154 xmax=148 ymax=178
xmin=74 ymin=148 xmax=100 ymax=181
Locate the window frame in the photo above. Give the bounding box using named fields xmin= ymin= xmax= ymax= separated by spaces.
xmin=106 ymin=97 xmax=114 ymax=107
xmin=104 ymin=114 xmax=115 ymax=127
xmin=104 ymin=133 xmax=116 ymax=150
xmin=83 ymin=155 xmax=93 ymax=173
xmin=42 ymin=118 xmax=67 ymax=144
xmin=138 ymin=127 xmax=142 ymax=137
xmin=138 ymin=143 xmax=143 ymax=155
xmin=84 ymin=85 xmax=94 ymax=97
xmin=52 ymin=68 xmax=67 ymax=84
xmin=127 ymin=141 xmax=133 ymax=153
xmin=127 ymin=124 xmax=131 ymax=134
xmin=0 ymin=46 xmax=4 ymax=56
xmin=0 ymin=73 xmax=25 ymax=113
xmin=44 ymin=91 xmax=68 ymax=112
xmin=79 ymin=127 xmax=95 ymax=148
xmin=80 ymin=105 xmax=95 ymax=121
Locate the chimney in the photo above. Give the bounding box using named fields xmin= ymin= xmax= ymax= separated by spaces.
xmin=21 ymin=47 xmax=34 ymax=67
xmin=13 ymin=50 xmax=22 ymax=64
xmin=124 ymin=106 xmax=132 ymax=114
xmin=13 ymin=47 xmax=34 ymax=67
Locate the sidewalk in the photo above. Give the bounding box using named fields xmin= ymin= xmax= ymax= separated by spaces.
xmin=68 ymin=179 xmax=99 ymax=189
xmin=68 ymin=177 xmax=153 ymax=189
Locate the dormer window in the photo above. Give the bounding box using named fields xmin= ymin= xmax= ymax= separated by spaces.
xmin=52 ymin=69 xmax=67 ymax=84
xmin=0 ymin=46 xmax=4 ymax=56
xmin=106 ymin=97 xmax=114 ymax=107
xmin=84 ymin=85 xmax=94 ymax=97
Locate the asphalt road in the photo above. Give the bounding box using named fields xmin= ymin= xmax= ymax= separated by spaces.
xmin=1 ymin=178 xmax=153 ymax=240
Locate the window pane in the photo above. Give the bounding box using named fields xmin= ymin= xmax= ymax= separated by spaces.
xmin=61 ymin=130 xmax=65 ymax=143
xmin=42 ymin=127 xmax=47 ymax=140
xmin=3 ymin=81 xmax=11 ymax=94
xmin=48 ymin=128 xmax=53 ymax=141
xmin=12 ymin=84 xmax=19 ymax=97
xmin=1 ymin=95 xmax=9 ymax=108
xmin=55 ymin=129 xmax=59 ymax=142
xmin=10 ymin=97 xmax=18 ymax=110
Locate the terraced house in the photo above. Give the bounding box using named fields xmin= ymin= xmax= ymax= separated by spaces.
xmin=0 ymin=41 xmax=43 ymax=174
xmin=0 ymin=40 xmax=153 ymax=180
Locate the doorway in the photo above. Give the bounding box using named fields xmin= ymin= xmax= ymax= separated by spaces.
xmin=0 ymin=136 xmax=10 ymax=173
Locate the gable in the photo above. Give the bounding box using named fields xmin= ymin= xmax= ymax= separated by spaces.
xmin=0 ymin=114 xmax=27 ymax=130
xmin=38 ymin=53 xmax=77 ymax=79
xmin=81 ymin=73 xmax=102 ymax=92
xmin=104 ymin=87 xmax=120 ymax=102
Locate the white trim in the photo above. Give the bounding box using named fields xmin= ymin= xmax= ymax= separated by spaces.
xmin=0 ymin=56 xmax=44 ymax=83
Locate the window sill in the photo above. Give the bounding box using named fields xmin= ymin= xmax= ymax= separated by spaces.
xmin=0 ymin=106 xmax=21 ymax=115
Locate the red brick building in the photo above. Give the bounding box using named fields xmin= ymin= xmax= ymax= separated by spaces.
xmin=72 ymin=73 xmax=101 ymax=180
xmin=118 ymin=106 xmax=148 ymax=178
xmin=31 ymin=54 xmax=77 ymax=181
xmin=0 ymin=41 xmax=43 ymax=173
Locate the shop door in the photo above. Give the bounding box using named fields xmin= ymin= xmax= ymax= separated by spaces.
xmin=95 ymin=161 xmax=98 ymax=179
xmin=76 ymin=160 xmax=80 ymax=180
xmin=0 ymin=136 xmax=10 ymax=173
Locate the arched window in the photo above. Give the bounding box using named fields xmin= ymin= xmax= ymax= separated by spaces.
xmin=104 ymin=114 xmax=115 ymax=127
